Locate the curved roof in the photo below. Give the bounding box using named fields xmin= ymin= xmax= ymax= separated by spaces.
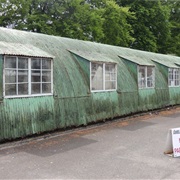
xmin=0 ymin=27 xmax=180 ymax=98
xmin=0 ymin=27 xmax=179 ymax=65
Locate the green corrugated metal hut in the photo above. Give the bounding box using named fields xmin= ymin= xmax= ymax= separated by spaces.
xmin=0 ymin=27 xmax=180 ymax=142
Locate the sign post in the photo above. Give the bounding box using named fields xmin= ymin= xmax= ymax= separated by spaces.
xmin=171 ymin=128 xmax=180 ymax=157
xmin=164 ymin=127 xmax=180 ymax=157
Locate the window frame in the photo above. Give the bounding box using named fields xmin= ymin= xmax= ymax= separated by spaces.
xmin=90 ymin=62 xmax=117 ymax=92
xmin=138 ymin=65 xmax=155 ymax=89
xmin=168 ymin=68 xmax=180 ymax=87
xmin=3 ymin=55 xmax=53 ymax=98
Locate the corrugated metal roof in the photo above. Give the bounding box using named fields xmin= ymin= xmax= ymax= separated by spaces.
xmin=119 ymin=55 xmax=154 ymax=66
xmin=68 ymin=49 xmax=117 ymax=63
xmin=0 ymin=41 xmax=54 ymax=58
xmin=152 ymin=59 xmax=179 ymax=68
xmin=174 ymin=61 xmax=180 ymax=67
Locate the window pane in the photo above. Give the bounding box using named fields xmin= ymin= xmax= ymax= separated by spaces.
xmin=31 ymin=58 xmax=41 ymax=69
xmin=168 ymin=68 xmax=180 ymax=87
xmin=18 ymin=58 xmax=28 ymax=69
xmin=168 ymin=68 xmax=174 ymax=86
xmin=111 ymin=73 xmax=116 ymax=81
xmin=42 ymin=71 xmax=51 ymax=82
xmin=5 ymin=70 xmax=16 ymax=83
xmin=105 ymin=64 xmax=116 ymax=90
xmin=174 ymin=69 xmax=180 ymax=86
xmin=5 ymin=84 xmax=16 ymax=96
xmin=31 ymin=83 xmax=40 ymax=94
xmin=105 ymin=64 xmax=116 ymax=73
xmin=42 ymin=83 xmax=51 ymax=93
xmin=147 ymin=67 xmax=154 ymax=87
xmin=147 ymin=67 xmax=153 ymax=77
xmin=18 ymin=84 xmax=28 ymax=95
xmin=18 ymin=70 xmax=28 ymax=82
xmin=4 ymin=56 xmax=53 ymax=97
xmin=42 ymin=59 xmax=51 ymax=69
xmin=138 ymin=66 xmax=146 ymax=88
xmin=175 ymin=80 xmax=179 ymax=86
xmin=105 ymin=81 xmax=116 ymax=90
xmin=147 ymin=81 xmax=153 ymax=87
xmin=105 ymin=73 xmax=110 ymax=81
xmin=91 ymin=63 xmax=103 ymax=90
xmin=31 ymin=70 xmax=41 ymax=82
xmin=5 ymin=57 xmax=16 ymax=68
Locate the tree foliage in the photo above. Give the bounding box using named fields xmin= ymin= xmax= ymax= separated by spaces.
xmin=53 ymin=0 xmax=104 ymax=42
xmin=163 ymin=0 xmax=180 ymax=56
xmin=0 ymin=0 xmax=30 ymax=28
xmin=101 ymin=0 xmax=134 ymax=47
xmin=0 ymin=0 xmax=179 ymax=56
xmin=127 ymin=0 xmax=171 ymax=53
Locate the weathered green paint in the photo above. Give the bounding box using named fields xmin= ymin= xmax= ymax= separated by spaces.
xmin=152 ymin=59 xmax=179 ymax=68
xmin=70 ymin=50 xmax=117 ymax=63
xmin=169 ymin=87 xmax=180 ymax=105
xmin=138 ymin=89 xmax=157 ymax=111
xmin=0 ymin=41 xmax=54 ymax=58
xmin=0 ymin=27 xmax=180 ymax=142
xmin=0 ymin=96 xmax=54 ymax=140
xmin=0 ymin=55 xmax=3 ymax=100
xmin=122 ymin=58 xmax=172 ymax=111
xmin=72 ymin=54 xmax=90 ymax=93
xmin=120 ymin=55 xmax=154 ymax=66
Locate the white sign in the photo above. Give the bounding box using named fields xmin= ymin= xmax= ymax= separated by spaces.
xmin=171 ymin=128 xmax=180 ymax=157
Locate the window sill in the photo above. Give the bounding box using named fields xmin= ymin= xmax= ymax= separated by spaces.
xmin=4 ymin=93 xmax=53 ymax=99
xmin=91 ymin=89 xmax=117 ymax=93
xmin=138 ymin=87 xmax=155 ymax=89
xmin=169 ymin=86 xmax=180 ymax=88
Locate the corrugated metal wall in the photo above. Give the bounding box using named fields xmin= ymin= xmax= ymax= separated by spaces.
xmin=0 ymin=28 xmax=180 ymax=142
xmin=0 ymin=55 xmax=3 ymax=100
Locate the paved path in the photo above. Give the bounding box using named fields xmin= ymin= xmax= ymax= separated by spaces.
xmin=0 ymin=107 xmax=180 ymax=179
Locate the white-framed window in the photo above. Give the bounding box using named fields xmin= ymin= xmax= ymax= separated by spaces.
xmin=4 ymin=56 xmax=53 ymax=98
xmin=90 ymin=62 xmax=117 ymax=92
xmin=168 ymin=68 xmax=180 ymax=87
xmin=138 ymin=65 xmax=155 ymax=89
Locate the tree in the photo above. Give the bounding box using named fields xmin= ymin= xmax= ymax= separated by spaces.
xmin=163 ymin=0 xmax=180 ymax=56
xmin=0 ymin=0 xmax=30 ymax=29
xmin=0 ymin=0 xmax=104 ymax=40
xmin=53 ymin=0 xmax=104 ymax=41
xmin=0 ymin=0 xmax=177 ymax=55
xmin=115 ymin=0 xmax=134 ymax=7
xmin=128 ymin=0 xmax=171 ymax=53
xmin=85 ymin=0 xmax=107 ymax=8
xmin=101 ymin=0 xmax=134 ymax=47
xmin=24 ymin=0 xmax=56 ymax=34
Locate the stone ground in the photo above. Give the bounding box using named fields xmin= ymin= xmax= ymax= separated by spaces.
xmin=0 ymin=107 xmax=180 ymax=179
